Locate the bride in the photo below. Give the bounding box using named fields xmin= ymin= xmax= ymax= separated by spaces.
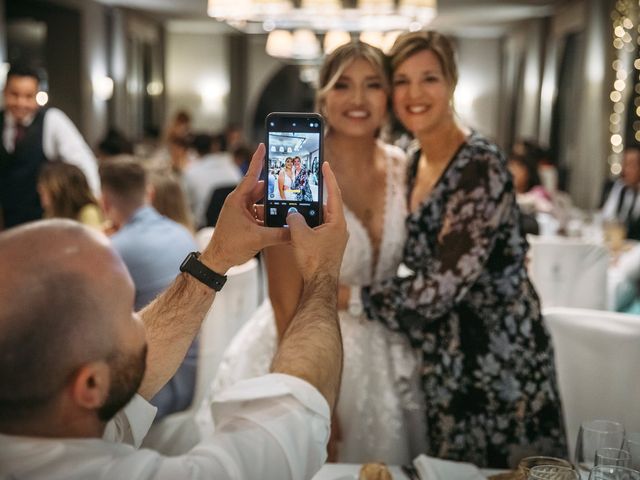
xmin=210 ymin=42 xmax=424 ymax=464
xmin=278 ymin=157 xmax=296 ymax=200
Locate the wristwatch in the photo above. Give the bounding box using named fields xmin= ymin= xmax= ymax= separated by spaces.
xmin=348 ymin=285 xmax=364 ymax=317
xmin=179 ymin=251 xmax=227 ymax=291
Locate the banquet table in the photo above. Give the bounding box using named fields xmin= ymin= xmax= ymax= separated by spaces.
xmin=312 ymin=463 xmax=506 ymax=480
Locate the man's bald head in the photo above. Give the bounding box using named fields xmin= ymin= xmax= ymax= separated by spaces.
xmin=0 ymin=220 xmax=138 ymax=423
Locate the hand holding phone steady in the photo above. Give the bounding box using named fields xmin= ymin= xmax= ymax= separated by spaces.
xmin=264 ymin=112 xmax=324 ymax=228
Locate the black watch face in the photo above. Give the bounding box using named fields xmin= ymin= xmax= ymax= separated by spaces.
xmin=180 ymin=252 xmax=198 ymax=271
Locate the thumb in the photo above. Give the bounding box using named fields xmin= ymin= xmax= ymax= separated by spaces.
xmin=286 ymin=212 xmax=311 ymax=240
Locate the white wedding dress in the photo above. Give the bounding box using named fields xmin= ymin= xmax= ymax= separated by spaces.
xmin=282 ymin=171 xmax=297 ymax=200
xmin=206 ymin=142 xmax=425 ymax=464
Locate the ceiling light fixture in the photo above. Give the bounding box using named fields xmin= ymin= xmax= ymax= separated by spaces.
xmin=207 ymin=0 xmax=437 ymax=37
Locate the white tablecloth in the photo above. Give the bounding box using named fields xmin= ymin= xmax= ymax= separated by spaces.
xmin=312 ymin=463 xmax=505 ymax=480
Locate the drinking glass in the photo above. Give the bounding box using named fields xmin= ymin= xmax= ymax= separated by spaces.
xmin=588 ymin=466 xmax=640 ymax=480
xmin=603 ymin=220 xmax=627 ymax=253
xmin=576 ymin=420 xmax=626 ymax=473
xmin=625 ymin=433 xmax=640 ymax=471
xmin=595 ymin=448 xmax=631 ymax=468
xmin=527 ymin=465 xmax=579 ymax=480
xmin=517 ymin=457 xmax=575 ymax=479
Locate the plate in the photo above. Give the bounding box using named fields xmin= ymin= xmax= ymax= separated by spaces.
xmin=487 ymin=472 xmax=520 ymax=480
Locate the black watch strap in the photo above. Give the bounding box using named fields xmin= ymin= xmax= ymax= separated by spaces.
xmin=179 ymin=251 xmax=227 ymax=291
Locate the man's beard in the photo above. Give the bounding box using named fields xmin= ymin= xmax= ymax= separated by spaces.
xmin=97 ymin=343 xmax=147 ymax=422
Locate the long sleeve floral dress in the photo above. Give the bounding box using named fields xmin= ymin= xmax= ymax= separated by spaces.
xmin=363 ymin=132 xmax=567 ymax=469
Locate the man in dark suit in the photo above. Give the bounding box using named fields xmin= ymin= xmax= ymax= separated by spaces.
xmin=602 ymin=146 xmax=640 ymax=240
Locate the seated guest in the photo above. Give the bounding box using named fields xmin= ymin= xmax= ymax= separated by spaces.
xmin=99 ymin=158 xmax=198 ymax=420
xmin=166 ymin=133 xmax=192 ymax=174
xmin=0 ymin=146 xmax=346 ymax=479
xmin=164 ymin=110 xmax=192 ymax=142
xmin=508 ymin=154 xmax=552 ymax=211
xmin=508 ymin=147 xmax=573 ymax=235
xmin=232 ymin=144 xmax=252 ymax=175
xmin=37 ymin=161 xmax=103 ymax=229
xmin=0 ymin=65 xmax=99 ymax=229
xmin=96 ymin=128 xmax=135 ymax=162
xmin=224 ymin=123 xmax=244 ymax=152
xmin=148 ymin=169 xmax=195 ymax=234
xmin=183 ymin=133 xmax=242 ymax=228
xmin=602 ymin=146 xmax=640 ymax=240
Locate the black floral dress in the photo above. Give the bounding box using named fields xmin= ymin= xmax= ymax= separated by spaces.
xmin=363 ymin=132 xmax=567 ymax=468
xmin=293 ymin=167 xmax=313 ymax=201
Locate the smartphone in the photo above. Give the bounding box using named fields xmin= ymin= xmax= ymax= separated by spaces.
xmin=264 ymin=112 xmax=324 ymax=228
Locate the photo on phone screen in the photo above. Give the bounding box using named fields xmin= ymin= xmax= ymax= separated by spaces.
xmin=264 ymin=112 xmax=324 ymax=228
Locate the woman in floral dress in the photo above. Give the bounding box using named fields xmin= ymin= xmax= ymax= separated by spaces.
xmin=351 ymin=31 xmax=567 ymax=468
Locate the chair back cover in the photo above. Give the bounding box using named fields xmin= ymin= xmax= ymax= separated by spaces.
xmin=544 ymin=307 xmax=640 ymax=459
xmin=194 ymin=257 xmax=260 ymax=406
xmin=528 ymin=235 xmax=609 ymax=309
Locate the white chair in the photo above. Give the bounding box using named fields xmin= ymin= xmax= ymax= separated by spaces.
xmin=543 ymin=307 xmax=640 ymax=459
xmin=528 ymin=235 xmax=609 ymax=310
xmin=141 ymin=257 xmax=261 ymax=455
xmin=193 ymin=257 xmax=260 ymax=406
xmin=195 ymin=227 xmax=215 ymax=251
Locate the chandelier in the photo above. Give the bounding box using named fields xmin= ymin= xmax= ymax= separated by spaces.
xmin=207 ymin=0 xmax=437 ymax=58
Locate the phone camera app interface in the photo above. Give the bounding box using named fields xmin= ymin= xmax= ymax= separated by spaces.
xmin=266 ymin=123 xmax=321 ymax=226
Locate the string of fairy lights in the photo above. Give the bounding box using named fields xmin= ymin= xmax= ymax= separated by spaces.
xmin=609 ymin=0 xmax=640 ymax=175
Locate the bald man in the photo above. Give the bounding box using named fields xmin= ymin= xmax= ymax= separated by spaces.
xmin=0 ymin=145 xmax=347 ymax=480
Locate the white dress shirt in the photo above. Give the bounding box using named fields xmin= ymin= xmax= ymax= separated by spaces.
xmin=0 ymin=374 xmax=330 ymax=480
xmin=183 ymin=153 xmax=242 ymax=227
xmin=602 ymin=180 xmax=640 ymax=223
xmin=2 ymin=109 xmax=100 ymax=195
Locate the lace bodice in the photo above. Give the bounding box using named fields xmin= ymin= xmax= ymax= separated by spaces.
xmin=340 ymin=141 xmax=408 ymax=286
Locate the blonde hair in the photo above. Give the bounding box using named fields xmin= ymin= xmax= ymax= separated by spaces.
xmin=148 ymin=169 xmax=195 ymax=233
xmin=315 ymin=41 xmax=390 ymax=116
xmin=389 ymin=31 xmax=458 ymax=90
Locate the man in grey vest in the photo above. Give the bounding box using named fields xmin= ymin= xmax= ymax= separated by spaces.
xmin=0 ymin=65 xmax=99 ymax=229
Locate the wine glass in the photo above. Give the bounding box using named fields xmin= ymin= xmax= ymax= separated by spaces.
xmin=576 ymin=420 xmax=626 ymax=473
xmin=595 ymin=448 xmax=631 ymax=468
xmin=527 ymin=465 xmax=579 ymax=479
xmin=625 ymin=433 xmax=640 ymax=471
xmin=603 ymin=219 xmax=627 ymax=253
xmin=517 ymin=457 xmax=575 ymax=479
xmin=588 ymin=466 xmax=640 ymax=480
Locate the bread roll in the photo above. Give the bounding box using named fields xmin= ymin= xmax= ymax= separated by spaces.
xmin=358 ymin=462 xmax=392 ymax=480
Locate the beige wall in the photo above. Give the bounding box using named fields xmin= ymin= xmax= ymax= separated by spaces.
xmin=454 ymin=36 xmax=502 ymax=142
xmin=165 ymin=22 xmax=229 ymax=133
xmin=572 ymin=0 xmax=611 ymax=208
xmin=245 ymin=34 xmax=282 ymax=136
xmin=35 ymin=0 xmax=110 ymax=146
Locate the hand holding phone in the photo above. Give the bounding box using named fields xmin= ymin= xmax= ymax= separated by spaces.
xmin=264 ymin=112 xmax=324 ymax=228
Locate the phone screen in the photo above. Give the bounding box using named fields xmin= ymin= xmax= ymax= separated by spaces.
xmin=264 ymin=112 xmax=324 ymax=227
